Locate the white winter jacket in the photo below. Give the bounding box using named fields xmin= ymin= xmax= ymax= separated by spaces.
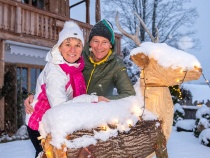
xmin=25 ymin=45 xmax=98 ymax=128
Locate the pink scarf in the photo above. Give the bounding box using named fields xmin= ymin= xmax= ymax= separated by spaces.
xmin=59 ymin=57 xmax=86 ymax=97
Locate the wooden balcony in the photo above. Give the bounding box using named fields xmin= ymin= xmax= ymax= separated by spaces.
xmin=0 ymin=0 xmax=122 ymax=52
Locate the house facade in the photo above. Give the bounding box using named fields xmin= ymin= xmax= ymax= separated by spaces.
xmin=0 ymin=0 xmax=122 ymax=133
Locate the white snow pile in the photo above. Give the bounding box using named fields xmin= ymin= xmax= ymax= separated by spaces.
xmin=195 ymin=105 xmax=210 ymax=145
xmin=174 ymin=103 xmax=185 ymax=115
xmin=199 ymin=128 xmax=210 ymax=146
xmin=130 ymin=42 xmax=201 ymax=70
xmin=0 ymin=125 xmax=28 ymax=143
xmin=182 ymin=105 xmax=200 ymax=110
xmin=176 ymin=119 xmax=195 ymax=131
xmin=196 ymin=104 xmax=210 ymax=120
xmin=15 ymin=125 xmax=28 ymax=139
xmin=39 ymin=81 xmax=157 ymax=149
xmin=195 ymin=105 xmax=210 ymax=131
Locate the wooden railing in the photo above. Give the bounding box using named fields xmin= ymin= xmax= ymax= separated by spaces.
xmin=0 ymin=0 xmax=122 ymax=52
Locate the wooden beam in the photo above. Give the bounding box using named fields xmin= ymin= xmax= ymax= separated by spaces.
xmin=49 ymin=0 xmax=59 ymax=14
xmin=0 ymin=30 xmax=56 ymax=48
xmin=0 ymin=39 xmax=5 ymax=131
xmin=15 ymin=5 xmax=22 ymax=34
xmin=95 ymin=0 xmax=101 ymax=22
xmin=69 ymin=0 xmax=85 ymax=8
xmin=65 ymin=0 xmax=70 ymax=18
xmin=29 ymin=0 xmax=32 ymax=6
xmin=86 ymin=0 xmax=90 ymax=24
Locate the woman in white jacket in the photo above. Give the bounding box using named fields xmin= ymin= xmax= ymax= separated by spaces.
xmin=26 ymin=21 xmax=109 ymax=158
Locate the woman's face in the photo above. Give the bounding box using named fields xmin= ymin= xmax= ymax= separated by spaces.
xmin=90 ymin=36 xmax=112 ymax=62
xmin=59 ymin=38 xmax=83 ymax=63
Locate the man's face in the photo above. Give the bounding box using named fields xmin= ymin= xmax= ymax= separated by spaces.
xmin=90 ymin=36 xmax=112 ymax=62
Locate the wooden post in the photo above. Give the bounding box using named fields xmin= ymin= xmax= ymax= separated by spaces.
xmin=29 ymin=0 xmax=32 ymax=6
xmin=65 ymin=0 xmax=70 ymax=18
xmin=49 ymin=0 xmax=59 ymax=15
xmin=154 ymin=123 xmax=168 ymax=158
xmin=95 ymin=0 xmax=101 ymax=22
xmin=15 ymin=5 xmax=22 ymax=34
xmin=0 ymin=40 xmax=5 ymax=132
xmin=85 ymin=0 xmax=90 ymax=24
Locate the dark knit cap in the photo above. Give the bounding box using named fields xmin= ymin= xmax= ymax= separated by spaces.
xmin=89 ymin=19 xmax=115 ymax=47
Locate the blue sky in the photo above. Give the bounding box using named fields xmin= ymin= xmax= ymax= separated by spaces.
xmin=187 ymin=1 xmax=210 ymax=82
xmin=70 ymin=0 xmax=210 ymax=83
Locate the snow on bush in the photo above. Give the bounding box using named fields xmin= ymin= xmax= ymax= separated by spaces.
xmin=173 ymin=103 xmax=185 ymax=126
xmin=199 ymin=128 xmax=210 ymax=147
xmin=194 ymin=105 xmax=210 ymax=139
xmin=176 ymin=119 xmax=195 ymax=132
xmin=0 ymin=125 xmax=28 ymax=143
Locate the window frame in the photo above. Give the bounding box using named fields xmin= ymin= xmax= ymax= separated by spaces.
xmin=16 ymin=63 xmax=44 ymax=93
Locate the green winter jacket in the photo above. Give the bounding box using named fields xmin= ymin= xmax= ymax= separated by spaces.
xmin=82 ymin=43 xmax=136 ymax=100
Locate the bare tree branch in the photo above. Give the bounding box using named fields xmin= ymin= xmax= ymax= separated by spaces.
xmin=115 ymin=12 xmax=141 ymax=46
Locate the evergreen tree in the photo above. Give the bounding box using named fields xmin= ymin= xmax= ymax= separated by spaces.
xmin=194 ymin=113 xmax=210 ymax=138
xmin=173 ymin=103 xmax=185 ymax=126
xmin=122 ymin=47 xmax=140 ymax=84
xmin=169 ymin=85 xmax=192 ymax=105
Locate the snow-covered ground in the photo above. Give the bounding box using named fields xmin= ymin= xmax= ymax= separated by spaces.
xmin=167 ymin=127 xmax=210 ymax=158
xmin=183 ymin=83 xmax=210 ymax=103
xmin=0 ymin=126 xmax=210 ymax=158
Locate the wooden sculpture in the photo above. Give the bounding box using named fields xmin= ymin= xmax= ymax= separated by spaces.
xmin=131 ymin=53 xmax=201 ymax=140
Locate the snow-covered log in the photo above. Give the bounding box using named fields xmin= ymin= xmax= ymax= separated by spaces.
xmin=41 ymin=120 xmax=165 ymax=158
xmin=38 ymin=89 xmax=167 ymax=158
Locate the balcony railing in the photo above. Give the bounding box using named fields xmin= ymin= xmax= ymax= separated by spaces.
xmin=0 ymin=0 xmax=122 ymax=52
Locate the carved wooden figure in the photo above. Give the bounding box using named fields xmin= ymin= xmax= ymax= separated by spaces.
xmin=131 ymin=53 xmax=201 ymax=141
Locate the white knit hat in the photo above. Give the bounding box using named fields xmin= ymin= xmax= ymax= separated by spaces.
xmin=57 ymin=21 xmax=84 ymax=46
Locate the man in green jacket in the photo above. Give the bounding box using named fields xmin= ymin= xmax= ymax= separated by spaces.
xmin=24 ymin=19 xmax=135 ymax=113
xmin=82 ymin=19 xmax=135 ymax=99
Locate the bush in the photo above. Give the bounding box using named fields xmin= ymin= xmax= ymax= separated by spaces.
xmin=176 ymin=119 xmax=195 ymax=132
xmin=199 ymin=128 xmax=210 ymax=147
xmin=194 ymin=105 xmax=210 ymax=138
xmin=173 ymin=103 xmax=185 ymax=126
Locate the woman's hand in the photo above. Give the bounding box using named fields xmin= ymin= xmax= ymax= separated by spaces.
xmin=24 ymin=95 xmax=34 ymax=114
xmin=98 ymin=96 xmax=110 ymax=102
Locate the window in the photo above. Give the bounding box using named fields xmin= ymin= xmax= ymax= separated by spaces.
xmin=22 ymin=0 xmax=44 ymax=9
xmin=16 ymin=64 xmax=43 ymax=95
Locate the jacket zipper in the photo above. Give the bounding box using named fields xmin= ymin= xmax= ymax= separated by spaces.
xmin=86 ymin=64 xmax=96 ymax=92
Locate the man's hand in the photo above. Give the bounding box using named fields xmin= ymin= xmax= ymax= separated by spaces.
xmin=24 ymin=95 xmax=34 ymax=114
xmin=98 ymin=96 xmax=110 ymax=102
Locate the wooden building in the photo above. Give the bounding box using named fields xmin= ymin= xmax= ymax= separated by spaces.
xmin=0 ymin=0 xmax=122 ymax=133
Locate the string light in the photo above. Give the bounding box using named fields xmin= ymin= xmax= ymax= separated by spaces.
xmin=202 ymin=73 xmax=210 ymax=88
xmin=101 ymin=125 xmax=107 ymax=131
xmin=126 ymin=119 xmax=133 ymax=127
